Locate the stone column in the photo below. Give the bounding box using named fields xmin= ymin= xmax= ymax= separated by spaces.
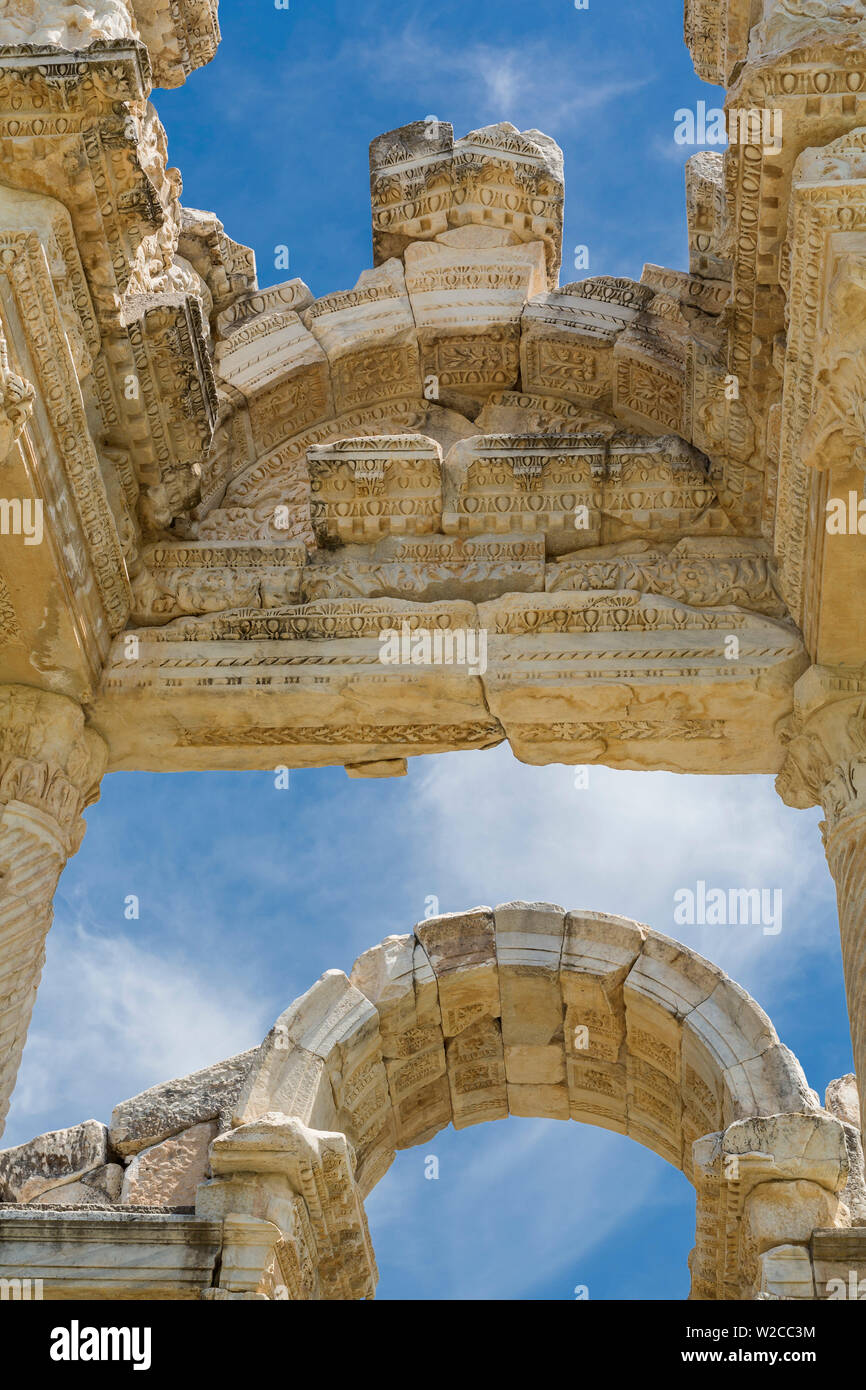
xmin=0 ymin=685 xmax=106 ymax=1137
xmin=777 ymin=669 xmax=866 ymax=1134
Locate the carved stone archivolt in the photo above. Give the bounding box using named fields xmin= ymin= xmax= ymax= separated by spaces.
xmin=2 ymin=903 xmax=859 ymax=1300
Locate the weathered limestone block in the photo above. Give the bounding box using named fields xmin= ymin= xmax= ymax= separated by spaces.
xmin=30 ymin=1164 xmax=123 ymax=1207
xmin=303 ymin=260 xmax=421 ymax=414
xmin=442 ymin=431 xmax=722 ymax=553
xmin=0 ymin=1208 xmax=222 ymax=1299
xmin=681 ymin=1033 xmax=727 ymax=1177
xmin=369 ymin=121 xmax=563 ymax=287
xmin=825 ymin=1075 xmax=866 ymax=1219
xmin=724 ymin=1112 xmax=850 ymax=1194
xmin=444 ymin=1015 xmax=508 ymax=1128
xmin=130 ymin=0 xmax=221 ymax=90
xmin=350 ymin=934 xmax=450 ymax=1148
xmin=494 ymin=902 xmax=568 ymax=1119
xmin=415 ymin=908 xmax=499 ymax=1038
xmin=684 ymin=977 xmax=778 ymax=1079
xmin=561 ymin=910 xmax=644 ymax=1132
xmin=344 ymin=758 xmax=407 ymax=779
xmin=0 ymin=0 xmax=222 ymax=91
xmin=214 ymin=279 xmax=313 ymax=340
xmin=195 ymin=1167 xmax=298 ymax=1233
xmin=443 ymin=432 xmax=605 ymax=545
xmin=746 ymin=1180 xmax=843 ymax=1253
xmin=0 ymin=352 xmax=34 ymax=464
xmin=235 ymin=972 xmax=393 ymax=1195
xmin=624 ymin=935 xmax=725 ymax=1166
xmin=546 ymin=538 xmax=783 ymax=617
xmin=811 ymin=1228 xmax=866 ymax=1298
xmin=0 ymin=1120 xmax=111 ymax=1203
xmin=351 ymin=934 xmax=416 ymax=1039
xmin=405 ymin=235 xmax=547 ymax=412
xmin=304 ymin=533 xmax=545 ymax=605
xmin=214 ymin=307 xmax=331 ymax=459
xmin=778 ymin=680 xmax=866 ymax=1133
xmin=480 ymin=587 xmax=805 ymax=775
xmin=369 ymin=118 xmax=454 ymax=263
xmin=722 ymin=1044 xmax=819 ymax=1126
xmin=684 ymin=0 xmax=754 ymax=86
xmin=132 ymin=541 xmax=306 ymax=624
xmin=177 ymin=204 xmax=256 ymax=317
xmin=109 ymin=1049 xmax=256 ymax=1157
xmin=749 ymin=0 xmax=866 ymax=63
xmin=307 ymin=435 xmax=443 ymax=543
xmin=834 ymin=1121 xmax=866 ymax=1224
xmin=758 ymin=1244 xmax=816 ymax=1300
xmin=209 ymin=1213 xmax=286 ymax=1299
xmin=612 ymin=298 xmax=689 ymax=436
xmin=474 ymin=389 xmax=615 ymax=436
xmin=450 ymin=124 xmax=564 ymax=286
xmin=234 ymin=978 xmax=348 ymax=1131
xmin=640 ymin=264 xmax=731 ymax=320
xmin=685 ymin=152 xmax=730 ymax=282
xmin=0 ymin=0 xmax=137 ymax=49
xmin=520 ymin=277 xmax=652 ymax=411
xmin=208 ymin=1114 xmax=377 ymax=1300
xmin=121 ymin=1120 xmax=218 ymax=1207
xmin=826 ymin=1073 xmax=860 ymax=1130
xmin=691 ymin=1110 xmax=849 ymax=1299
xmin=319 ymin=981 xmax=394 ymax=1198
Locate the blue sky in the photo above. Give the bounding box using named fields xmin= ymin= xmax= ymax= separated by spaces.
xmin=4 ymin=0 xmax=855 ymax=1300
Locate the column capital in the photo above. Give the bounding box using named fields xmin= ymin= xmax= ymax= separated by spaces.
xmin=0 ymin=684 xmax=107 ymax=852
xmin=776 ymin=666 xmax=866 ymax=845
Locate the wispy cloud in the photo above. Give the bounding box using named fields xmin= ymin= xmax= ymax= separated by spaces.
xmin=366 ymin=1114 xmax=685 ymax=1299
xmin=343 ymin=26 xmax=652 ymax=136
xmin=10 ymin=922 xmax=266 ymax=1137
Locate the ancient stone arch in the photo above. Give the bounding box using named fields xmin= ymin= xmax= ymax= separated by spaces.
xmin=0 ymin=902 xmax=859 ymax=1299
xmin=202 ymin=903 xmax=848 ymax=1301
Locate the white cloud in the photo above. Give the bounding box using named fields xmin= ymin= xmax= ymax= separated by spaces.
xmin=366 ymin=1115 xmax=686 ymax=1299
xmin=408 ymin=746 xmax=834 ymax=1022
xmin=6 ymin=923 xmax=267 ymax=1142
xmin=343 ymin=26 xmax=650 ymax=136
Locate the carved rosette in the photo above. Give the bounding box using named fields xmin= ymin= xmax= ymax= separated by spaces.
xmin=0 ymin=686 xmax=107 ymax=1137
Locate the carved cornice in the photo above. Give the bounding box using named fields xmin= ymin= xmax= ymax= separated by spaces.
xmin=0 ymin=3 xmax=220 ymax=92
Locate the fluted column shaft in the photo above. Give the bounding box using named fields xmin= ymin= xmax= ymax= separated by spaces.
xmin=824 ymin=811 xmax=866 ymax=1134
